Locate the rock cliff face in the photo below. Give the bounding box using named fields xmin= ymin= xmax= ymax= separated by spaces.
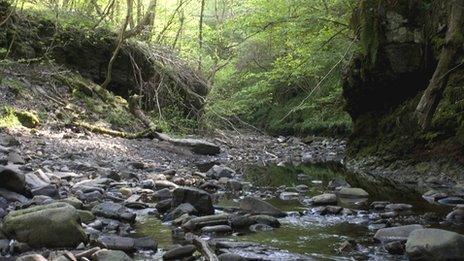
xmin=342 ymin=0 xmax=464 ymax=162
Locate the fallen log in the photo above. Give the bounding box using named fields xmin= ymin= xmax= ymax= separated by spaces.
xmin=192 ymin=235 xmax=219 ymax=261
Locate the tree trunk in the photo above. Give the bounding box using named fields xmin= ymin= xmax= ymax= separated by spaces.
xmin=415 ymin=0 xmax=464 ymax=129
xmin=198 ymin=0 xmax=205 ymax=71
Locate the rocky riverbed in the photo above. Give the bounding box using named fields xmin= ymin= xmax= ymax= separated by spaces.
xmin=1 ymin=126 xmax=464 ymax=260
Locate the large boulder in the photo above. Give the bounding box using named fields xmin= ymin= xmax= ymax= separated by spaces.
xmin=239 ymin=197 xmax=286 ymax=217
xmin=406 ymin=229 xmax=464 ymax=260
xmin=374 ymin=224 xmax=424 ymax=243
xmin=1 ymin=202 xmax=86 ymax=248
xmin=172 ymin=187 xmax=214 ymax=216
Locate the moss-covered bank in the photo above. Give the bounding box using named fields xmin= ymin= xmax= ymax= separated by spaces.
xmin=342 ymin=0 xmax=464 ymax=163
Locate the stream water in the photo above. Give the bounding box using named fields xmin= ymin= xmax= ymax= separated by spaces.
xmin=135 ymin=163 xmax=463 ymax=260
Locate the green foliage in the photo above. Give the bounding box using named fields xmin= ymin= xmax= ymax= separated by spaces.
xmin=6 ymin=0 xmax=358 ymax=137
xmin=0 ymin=107 xmax=21 ymax=128
xmin=204 ymin=0 xmax=355 ymax=136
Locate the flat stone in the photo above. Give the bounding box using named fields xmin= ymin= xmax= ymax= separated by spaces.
xmin=337 ymin=187 xmax=369 ymax=198
xmin=92 ymin=202 xmax=136 ymax=223
xmin=239 ymin=197 xmax=286 ymax=217
xmin=279 ymin=192 xmax=299 ymax=200
xmin=91 ymin=249 xmax=132 ymax=261
xmin=310 ymin=193 xmax=337 ymax=205
xmin=374 ymin=224 xmax=424 ymax=243
xmin=0 ymin=188 xmax=29 ymax=203
xmin=201 ymin=224 xmax=232 ymax=234
xmin=163 ymin=244 xmax=196 ymax=260
xmin=437 ymin=197 xmax=464 ymax=206
xmin=385 ymin=203 xmax=413 ymax=211
xmin=96 ymin=235 xmax=135 ymax=252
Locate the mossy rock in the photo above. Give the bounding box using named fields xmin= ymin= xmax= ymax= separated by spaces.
xmin=2 ymin=202 xmax=87 ymax=248
xmin=14 ymin=110 xmax=40 ymax=128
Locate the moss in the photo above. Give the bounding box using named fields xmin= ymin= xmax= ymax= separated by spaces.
xmin=0 ymin=107 xmax=21 ymax=128
xmin=0 ymin=107 xmax=39 ymax=128
xmin=14 ymin=110 xmax=40 ymax=128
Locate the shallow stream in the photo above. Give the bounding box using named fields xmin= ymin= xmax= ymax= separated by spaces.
xmin=136 ymin=163 xmax=463 ymax=260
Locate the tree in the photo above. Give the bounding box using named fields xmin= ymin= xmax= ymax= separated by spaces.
xmin=101 ymin=0 xmax=157 ymax=89
xmin=415 ymin=0 xmax=464 ymax=129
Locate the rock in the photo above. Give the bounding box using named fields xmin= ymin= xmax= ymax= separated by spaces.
xmin=164 ymin=203 xmax=198 ymax=221
xmin=406 ymin=229 xmax=464 ymax=260
xmin=96 ymin=235 xmax=135 ymax=252
xmin=384 ymin=241 xmax=405 ymax=255
xmin=173 ymin=138 xmax=220 ymax=155
xmin=134 ymin=236 xmax=157 ymax=251
xmin=16 ymin=254 xmax=48 ymax=261
xmin=0 ymin=188 xmax=29 ymax=203
xmin=2 ymin=202 xmax=86 ymax=247
xmin=374 ymin=224 xmax=424 ymax=243
xmin=182 ymin=214 xmax=230 ymax=231
xmin=78 ymin=210 xmax=96 ymax=223
xmin=77 ymin=190 xmax=103 ymax=203
xmin=249 ymin=215 xmax=280 ymax=228
xmin=249 ymin=223 xmax=274 ymax=232
xmin=325 ymin=205 xmax=343 ymax=215
xmin=206 ymin=165 xmax=235 ymax=179
xmin=155 ymin=199 xmax=172 ymax=214
xmin=201 ymin=225 xmax=232 ymax=234
xmin=91 ymin=249 xmax=132 ymax=261
xmin=172 ymin=187 xmax=214 ymax=216
xmin=385 ymin=203 xmax=413 ymax=211
xmin=153 ymin=188 xmax=172 ymax=200
xmin=380 ymin=211 xmax=398 ymax=218
xmin=154 ymin=180 xmax=178 ymax=190
xmin=25 ymin=171 xmax=51 ymax=189
xmin=162 ymin=244 xmax=197 ymax=260
xmin=295 ymin=184 xmax=309 ymax=192
xmin=60 ymin=196 xmax=83 ymax=209
xmin=226 ymin=180 xmax=242 ymax=192
xmin=239 ymin=197 xmax=286 ymax=217
xmin=309 ymin=193 xmax=337 ymax=205
xmin=7 ymin=152 xmax=25 ymax=165
xmin=279 ymin=192 xmax=300 ymax=200
xmin=218 ymin=253 xmax=247 ymax=261
xmin=0 ymin=135 xmax=20 ymax=147
xmin=0 ymin=165 xmax=26 ymax=194
xmin=422 ymin=190 xmax=447 ymax=202
xmin=92 ymin=202 xmax=136 ymax=223
xmin=446 ymin=204 xmax=464 ymax=224
xmin=370 ymin=201 xmax=390 ymax=210
xmin=31 ymin=184 xmax=59 ymax=197
xmin=337 ymin=187 xmax=369 ymax=198
xmin=437 ymin=197 xmax=464 ymax=206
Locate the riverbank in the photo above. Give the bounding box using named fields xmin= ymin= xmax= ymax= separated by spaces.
xmin=2 ymin=125 xmax=464 ymax=260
